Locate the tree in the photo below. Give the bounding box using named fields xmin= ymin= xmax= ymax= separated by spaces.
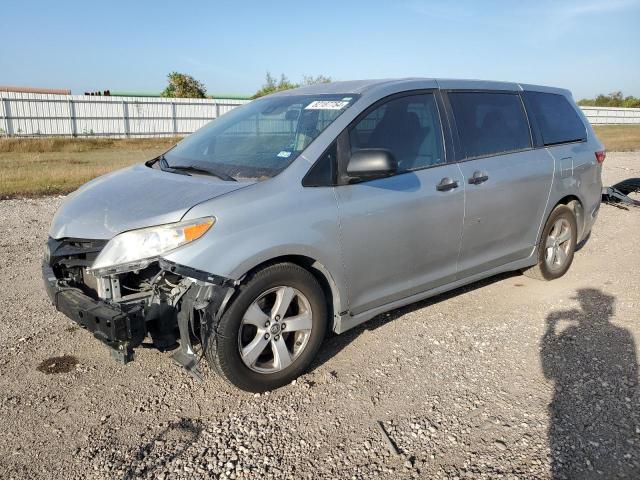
xmin=161 ymin=72 xmax=207 ymax=99
xmin=623 ymin=96 xmax=640 ymax=108
xmin=578 ymin=91 xmax=640 ymax=108
xmin=302 ymin=74 xmax=332 ymax=86
xmin=596 ymin=91 xmax=623 ymax=107
xmin=252 ymin=72 xmax=332 ymax=98
xmin=252 ymin=73 xmax=298 ymax=99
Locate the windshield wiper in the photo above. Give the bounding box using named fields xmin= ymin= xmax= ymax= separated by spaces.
xmin=151 ymin=155 xmax=237 ymax=181
xmin=158 ymin=155 xmax=169 ymax=169
xmin=169 ymin=164 xmax=237 ymax=182
xmin=150 ymin=155 xmax=190 ymax=176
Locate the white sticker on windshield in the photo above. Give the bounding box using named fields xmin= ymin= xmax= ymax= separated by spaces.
xmin=305 ymin=100 xmax=350 ymax=110
xmin=277 ymin=151 xmax=292 ymax=158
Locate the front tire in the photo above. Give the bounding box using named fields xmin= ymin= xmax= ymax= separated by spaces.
xmin=205 ymin=263 xmax=327 ymax=392
xmin=523 ymin=204 xmax=577 ymax=281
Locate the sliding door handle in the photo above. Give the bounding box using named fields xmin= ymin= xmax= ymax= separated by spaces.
xmin=436 ymin=177 xmax=459 ymax=191
xmin=468 ymin=171 xmax=489 ymax=185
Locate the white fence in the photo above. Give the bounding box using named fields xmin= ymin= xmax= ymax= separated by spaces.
xmin=580 ymin=106 xmax=640 ymax=125
xmin=0 ymin=92 xmax=639 ymax=138
xmin=0 ymin=92 xmax=249 ymax=138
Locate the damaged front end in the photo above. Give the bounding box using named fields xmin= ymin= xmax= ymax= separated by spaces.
xmin=42 ymin=236 xmax=236 ymax=379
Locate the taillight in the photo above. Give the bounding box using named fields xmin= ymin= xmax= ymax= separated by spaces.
xmin=595 ymin=150 xmax=606 ymax=164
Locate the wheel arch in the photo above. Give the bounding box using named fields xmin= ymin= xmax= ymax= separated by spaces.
xmin=553 ymin=194 xmax=585 ymax=240
xmin=534 ymin=193 xmax=585 ymax=256
xmin=234 ymin=254 xmax=343 ymax=332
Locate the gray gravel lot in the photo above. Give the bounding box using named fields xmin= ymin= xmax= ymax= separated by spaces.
xmin=0 ymin=152 xmax=639 ymax=479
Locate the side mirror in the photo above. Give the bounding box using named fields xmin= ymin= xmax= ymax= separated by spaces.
xmin=346 ymin=149 xmax=397 ymax=181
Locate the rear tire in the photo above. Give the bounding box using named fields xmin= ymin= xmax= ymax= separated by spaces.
xmin=205 ymin=262 xmax=327 ymax=392
xmin=523 ymin=204 xmax=577 ymax=281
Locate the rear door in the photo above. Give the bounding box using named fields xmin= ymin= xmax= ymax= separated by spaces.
xmin=522 ymin=91 xmax=600 ymax=237
xmin=445 ymin=91 xmax=554 ymax=278
xmin=334 ymin=91 xmax=465 ymax=315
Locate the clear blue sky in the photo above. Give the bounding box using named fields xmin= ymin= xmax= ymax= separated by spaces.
xmin=1 ymin=0 xmax=639 ymax=99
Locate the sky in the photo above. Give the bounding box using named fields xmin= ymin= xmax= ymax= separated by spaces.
xmin=1 ymin=0 xmax=639 ymax=99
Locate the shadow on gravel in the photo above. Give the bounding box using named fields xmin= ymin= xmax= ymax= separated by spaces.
xmin=541 ymin=288 xmax=640 ymax=479
xmin=313 ymin=271 xmax=519 ymax=371
xmin=122 ymin=418 xmax=203 ymax=480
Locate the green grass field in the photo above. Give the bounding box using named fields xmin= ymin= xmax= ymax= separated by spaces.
xmin=0 ymin=125 xmax=639 ymax=198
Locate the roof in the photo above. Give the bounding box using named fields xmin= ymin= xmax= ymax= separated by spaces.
xmin=270 ymin=78 xmax=571 ymax=97
xmin=271 ymin=78 xmax=419 ymax=96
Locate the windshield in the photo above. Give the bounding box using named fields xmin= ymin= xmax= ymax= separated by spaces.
xmin=163 ymin=94 xmax=359 ymax=180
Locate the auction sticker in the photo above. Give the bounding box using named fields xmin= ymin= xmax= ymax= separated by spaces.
xmin=305 ymin=100 xmax=350 ymax=110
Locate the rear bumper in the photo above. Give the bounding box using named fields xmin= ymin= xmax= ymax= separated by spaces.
xmin=42 ymin=263 xmax=146 ymax=362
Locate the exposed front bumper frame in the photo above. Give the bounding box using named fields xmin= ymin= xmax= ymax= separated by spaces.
xmin=43 ymin=259 xmax=237 ymax=369
xmin=43 ymin=263 xmax=146 ymax=362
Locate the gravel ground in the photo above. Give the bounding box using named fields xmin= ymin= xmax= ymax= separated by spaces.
xmin=0 ymin=152 xmax=639 ymax=480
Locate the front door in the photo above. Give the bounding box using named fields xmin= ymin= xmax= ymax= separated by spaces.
xmin=335 ymin=92 xmax=465 ymax=315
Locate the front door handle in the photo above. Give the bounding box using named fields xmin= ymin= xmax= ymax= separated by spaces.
xmin=436 ymin=177 xmax=459 ymax=191
xmin=468 ymin=171 xmax=489 ymax=185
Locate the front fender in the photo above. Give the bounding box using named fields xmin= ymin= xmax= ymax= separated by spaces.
xmin=162 ymin=179 xmax=348 ymax=325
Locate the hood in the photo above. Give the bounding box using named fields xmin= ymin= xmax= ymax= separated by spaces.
xmin=49 ymin=164 xmax=252 ymax=239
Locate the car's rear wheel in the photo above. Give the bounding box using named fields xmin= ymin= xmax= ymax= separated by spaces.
xmin=523 ymin=204 xmax=577 ymax=281
xmin=205 ymin=262 xmax=327 ymax=392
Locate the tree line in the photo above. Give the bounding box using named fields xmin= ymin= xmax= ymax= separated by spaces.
xmin=160 ymin=71 xmax=331 ymax=99
xmin=578 ymin=92 xmax=640 ymax=108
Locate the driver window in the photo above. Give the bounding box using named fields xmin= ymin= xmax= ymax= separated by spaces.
xmin=349 ymin=93 xmax=445 ymax=171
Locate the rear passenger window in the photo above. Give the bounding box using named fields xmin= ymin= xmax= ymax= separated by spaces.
xmin=522 ymin=91 xmax=587 ymax=146
xmin=448 ymin=92 xmax=531 ymax=159
xmin=349 ymin=93 xmax=444 ymax=171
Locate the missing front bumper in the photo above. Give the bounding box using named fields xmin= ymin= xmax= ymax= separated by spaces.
xmin=43 ymin=263 xmax=145 ymax=362
xmin=43 ymin=258 xmax=236 ymax=370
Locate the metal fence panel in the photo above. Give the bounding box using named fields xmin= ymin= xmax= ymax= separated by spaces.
xmin=0 ymin=92 xmax=249 ymax=138
xmin=580 ymin=106 xmax=640 ymax=125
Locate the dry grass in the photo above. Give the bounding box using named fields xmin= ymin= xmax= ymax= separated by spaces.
xmin=0 ymin=137 xmax=180 ymax=154
xmin=1 ymin=127 xmax=639 ymax=198
xmin=593 ymin=125 xmax=640 ymax=152
xmin=0 ymin=138 xmax=179 ymax=198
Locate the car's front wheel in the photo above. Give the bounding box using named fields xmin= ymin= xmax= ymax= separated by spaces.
xmin=205 ymin=262 xmax=327 ymax=392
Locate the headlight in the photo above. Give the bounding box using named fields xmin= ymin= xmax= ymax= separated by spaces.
xmin=90 ymin=217 xmax=215 ymax=276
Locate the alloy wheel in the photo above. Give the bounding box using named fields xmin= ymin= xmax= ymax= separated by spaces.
xmin=237 ymin=286 xmax=313 ymax=373
xmin=544 ymin=218 xmax=573 ymax=270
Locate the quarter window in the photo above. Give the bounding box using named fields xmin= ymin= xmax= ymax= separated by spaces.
xmin=303 ymin=142 xmax=336 ymax=187
xmin=448 ymin=92 xmax=531 ymax=159
xmin=522 ymin=91 xmax=587 ymax=146
xmin=349 ymin=93 xmax=445 ymax=171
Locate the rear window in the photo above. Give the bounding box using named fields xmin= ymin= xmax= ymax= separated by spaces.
xmin=448 ymin=92 xmax=531 ymax=159
xmin=522 ymin=91 xmax=587 ymax=146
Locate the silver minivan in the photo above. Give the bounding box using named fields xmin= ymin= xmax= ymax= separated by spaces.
xmin=43 ymin=79 xmax=604 ymax=391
